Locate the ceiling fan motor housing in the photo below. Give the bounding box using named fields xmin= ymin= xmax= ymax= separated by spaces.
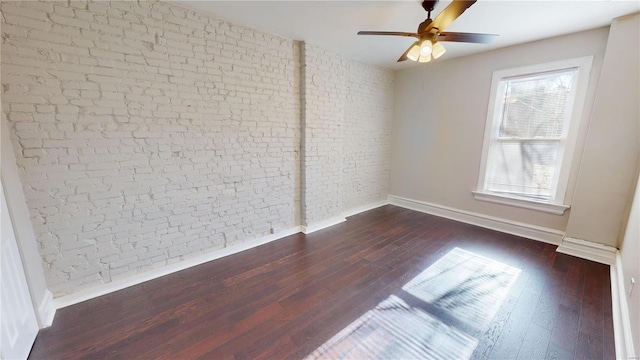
xmin=421 ymin=0 xmax=439 ymax=13
xmin=418 ymin=20 xmax=436 ymax=35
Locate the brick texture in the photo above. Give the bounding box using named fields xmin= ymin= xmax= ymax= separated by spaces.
xmin=1 ymin=0 xmax=393 ymax=297
xmin=301 ymin=43 xmax=394 ymax=225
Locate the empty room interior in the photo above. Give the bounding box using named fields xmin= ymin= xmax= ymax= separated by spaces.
xmin=1 ymin=0 xmax=639 ymax=359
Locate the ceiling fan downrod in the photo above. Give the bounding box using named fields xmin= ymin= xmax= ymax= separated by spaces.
xmin=421 ymin=0 xmax=438 ymax=16
xmin=418 ymin=0 xmax=438 ymax=34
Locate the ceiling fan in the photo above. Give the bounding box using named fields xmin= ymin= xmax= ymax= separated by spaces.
xmin=358 ymin=0 xmax=498 ymax=63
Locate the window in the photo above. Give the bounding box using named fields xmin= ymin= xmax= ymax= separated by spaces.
xmin=474 ymin=57 xmax=593 ymax=215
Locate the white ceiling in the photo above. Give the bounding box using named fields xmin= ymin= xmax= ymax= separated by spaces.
xmin=177 ymin=1 xmax=640 ymax=70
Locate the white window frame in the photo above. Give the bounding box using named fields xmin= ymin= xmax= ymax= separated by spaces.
xmin=474 ymin=56 xmax=593 ymax=215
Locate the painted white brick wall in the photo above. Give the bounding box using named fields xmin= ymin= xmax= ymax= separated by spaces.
xmin=302 ymin=43 xmax=394 ymax=225
xmin=1 ymin=1 xmax=300 ymax=296
xmin=342 ymin=60 xmax=394 ymax=211
xmin=1 ymin=1 xmax=393 ymax=298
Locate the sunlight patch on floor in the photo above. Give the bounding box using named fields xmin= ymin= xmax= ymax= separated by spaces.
xmin=304 ymin=295 xmax=478 ymax=360
xmin=403 ymin=247 xmax=521 ymax=331
xmin=306 ymin=247 xmax=521 ymax=359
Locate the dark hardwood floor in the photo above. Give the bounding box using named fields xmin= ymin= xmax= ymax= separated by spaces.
xmin=29 ymin=205 xmax=615 ymax=359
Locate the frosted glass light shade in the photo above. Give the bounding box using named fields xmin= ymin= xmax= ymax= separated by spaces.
xmin=407 ymin=42 xmax=421 ymax=61
xmin=432 ymin=42 xmax=446 ymax=59
xmin=419 ymin=40 xmax=432 ymax=56
xmin=418 ymin=54 xmax=431 ymax=63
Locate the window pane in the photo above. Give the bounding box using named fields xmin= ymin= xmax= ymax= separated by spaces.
xmin=499 ymin=71 xmax=575 ymax=139
xmin=485 ymin=141 xmax=559 ymax=199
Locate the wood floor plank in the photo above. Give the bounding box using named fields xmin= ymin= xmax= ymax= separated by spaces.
xmin=516 ymin=323 xmax=551 ymax=360
xmin=28 ymin=205 xmax=615 ymax=360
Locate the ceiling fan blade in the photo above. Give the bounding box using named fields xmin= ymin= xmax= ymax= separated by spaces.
xmin=437 ymin=32 xmax=498 ymax=44
xmin=427 ymin=0 xmax=476 ymax=32
xmin=358 ymin=31 xmax=420 ymax=38
xmin=397 ymin=44 xmax=413 ymax=62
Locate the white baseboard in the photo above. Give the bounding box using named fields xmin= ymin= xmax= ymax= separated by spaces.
xmin=37 ymin=289 xmax=55 ymax=328
xmin=611 ymin=252 xmax=636 ymax=360
xmin=302 ymin=199 xmax=390 ymax=234
xmin=556 ymin=237 xmax=617 ymax=265
xmin=53 ymin=199 xmax=392 ymax=308
xmin=388 ymin=195 xmax=565 ymax=245
xmin=54 ymin=226 xmax=302 ymax=309
xmin=301 ymin=216 xmax=346 ymax=234
xmin=342 ymin=199 xmax=389 ymax=218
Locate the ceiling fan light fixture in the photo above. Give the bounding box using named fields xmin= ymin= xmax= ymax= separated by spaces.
xmin=357 ymin=0 xmax=499 ymax=64
xmin=419 ymin=39 xmax=433 ymax=56
xmin=418 ymin=54 xmax=431 ymax=63
xmin=406 ymin=41 xmax=421 ymax=61
xmin=432 ymin=41 xmax=446 ymax=59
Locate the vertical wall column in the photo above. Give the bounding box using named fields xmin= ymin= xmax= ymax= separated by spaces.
xmin=299 ymin=42 xmax=308 ymax=227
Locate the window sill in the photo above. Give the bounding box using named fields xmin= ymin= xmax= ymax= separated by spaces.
xmin=472 ymin=191 xmax=570 ymax=215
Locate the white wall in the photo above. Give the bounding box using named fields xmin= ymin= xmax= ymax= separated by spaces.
xmin=1 ymin=1 xmax=394 ymax=298
xmin=565 ymin=14 xmax=640 ymax=247
xmin=620 ymin=167 xmax=640 ymax=358
xmin=1 ymin=118 xmax=53 ymax=326
xmin=301 ymin=43 xmax=394 ymax=226
xmin=390 ymin=27 xmax=609 ymax=232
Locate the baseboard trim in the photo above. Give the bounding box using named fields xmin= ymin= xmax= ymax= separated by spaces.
xmin=54 ymin=199 xmax=393 ymax=308
xmin=301 ymin=216 xmax=346 ymax=235
xmin=37 ymin=289 xmax=56 ymax=328
xmin=556 ymin=237 xmax=617 ymax=265
xmin=388 ymin=195 xmax=565 ymax=245
xmin=610 ymin=252 xmax=636 ymax=360
xmin=302 ymin=200 xmax=390 ymax=235
xmin=54 ymin=226 xmax=302 ymax=309
xmin=342 ymin=199 xmax=389 ymax=218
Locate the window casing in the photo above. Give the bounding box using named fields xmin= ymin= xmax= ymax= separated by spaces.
xmin=475 ymin=57 xmax=593 ymax=215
